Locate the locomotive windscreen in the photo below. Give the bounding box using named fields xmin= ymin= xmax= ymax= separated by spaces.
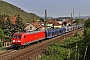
xmin=13 ymin=35 xmax=21 ymax=38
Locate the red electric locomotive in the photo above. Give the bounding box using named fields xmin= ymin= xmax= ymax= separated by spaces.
xmin=12 ymin=30 xmax=45 ymax=47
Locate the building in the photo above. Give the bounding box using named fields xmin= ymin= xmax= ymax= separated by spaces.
xmin=47 ymin=19 xmax=62 ymax=28
xmin=24 ymin=22 xmax=44 ymax=31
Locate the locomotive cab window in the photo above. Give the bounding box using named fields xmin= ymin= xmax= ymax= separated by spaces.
xmin=24 ymin=36 xmax=26 ymax=38
xmin=13 ymin=35 xmax=21 ymax=38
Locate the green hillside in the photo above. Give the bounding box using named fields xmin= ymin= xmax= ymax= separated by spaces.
xmin=0 ymin=1 xmax=41 ymax=23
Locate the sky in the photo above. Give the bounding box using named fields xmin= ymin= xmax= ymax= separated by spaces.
xmin=3 ymin=0 xmax=90 ymax=18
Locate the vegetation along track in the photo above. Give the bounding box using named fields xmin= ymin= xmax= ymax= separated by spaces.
xmin=0 ymin=28 xmax=83 ymax=60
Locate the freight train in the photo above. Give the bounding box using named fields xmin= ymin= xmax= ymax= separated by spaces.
xmin=12 ymin=24 xmax=83 ymax=47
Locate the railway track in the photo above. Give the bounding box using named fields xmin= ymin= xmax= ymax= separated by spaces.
xmin=0 ymin=28 xmax=83 ymax=60
xmin=0 ymin=50 xmax=17 ymax=58
xmin=14 ymin=30 xmax=75 ymax=60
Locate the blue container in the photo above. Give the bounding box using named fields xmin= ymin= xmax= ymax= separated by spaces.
xmin=58 ymin=28 xmax=63 ymax=35
xmin=62 ymin=28 xmax=66 ymax=34
xmin=45 ymin=29 xmax=53 ymax=38
xmin=54 ymin=29 xmax=58 ymax=36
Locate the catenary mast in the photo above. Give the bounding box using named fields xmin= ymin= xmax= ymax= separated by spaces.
xmin=44 ymin=10 xmax=47 ymax=30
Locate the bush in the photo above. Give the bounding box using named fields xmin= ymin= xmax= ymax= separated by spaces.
xmin=38 ymin=36 xmax=83 ymax=60
xmin=0 ymin=41 xmax=3 ymax=47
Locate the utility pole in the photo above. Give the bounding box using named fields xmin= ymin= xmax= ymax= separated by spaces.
xmin=79 ymin=13 xmax=82 ymax=24
xmin=78 ymin=49 xmax=79 ymax=60
xmin=73 ymin=7 xmax=74 ymax=18
xmin=44 ymin=10 xmax=47 ymax=30
xmin=71 ymin=13 xmax=72 ymax=18
xmin=67 ymin=49 xmax=70 ymax=60
xmin=71 ymin=7 xmax=74 ymax=26
xmin=79 ymin=13 xmax=81 ymax=19
xmin=75 ymin=43 xmax=78 ymax=60
xmin=83 ymin=46 xmax=88 ymax=60
xmin=71 ymin=13 xmax=73 ymax=25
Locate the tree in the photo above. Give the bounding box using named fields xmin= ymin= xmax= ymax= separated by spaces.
xmin=76 ymin=18 xmax=82 ymax=25
xmin=3 ymin=17 xmax=13 ymax=40
xmin=15 ymin=15 xmax=25 ymax=32
xmin=63 ymin=21 xmax=67 ymax=26
xmin=83 ymin=18 xmax=90 ymax=60
xmin=0 ymin=28 xmax=4 ymax=47
xmin=0 ymin=14 xmax=4 ymax=28
xmin=40 ymin=18 xmax=44 ymax=22
xmin=0 ymin=28 xmax=5 ymax=41
xmin=84 ymin=18 xmax=90 ymax=39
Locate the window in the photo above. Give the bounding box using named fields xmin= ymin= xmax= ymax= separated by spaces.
xmin=24 ymin=36 xmax=26 ymax=38
xmin=13 ymin=35 xmax=21 ymax=38
xmin=30 ymin=26 xmax=32 ymax=30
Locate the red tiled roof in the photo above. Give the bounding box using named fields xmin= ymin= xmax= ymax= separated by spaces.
xmin=10 ymin=16 xmax=17 ymax=24
xmin=36 ymin=21 xmax=43 ymax=24
xmin=25 ymin=23 xmax=30 ymax=27
xmin=25 ymin=22 xmax=43 ymax=29
xmin=4 ymin=17 xmax=7 ymax=21
xmin=62 ymin=20 xmax=71 ymax=24
xmin=32 ymin=23 xmax=43 ymax=28
xmin=48 ymin=19 xmax=61 ymax=26
xmin=4 ymin=16 xmax=17 ymax=24
xmin=83 ymin=18 xmax=88 ymax=20
xmin=66 ymin=20 xmax=70 ymax=23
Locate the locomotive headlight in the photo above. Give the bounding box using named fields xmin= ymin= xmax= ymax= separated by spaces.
xmin=13 ymin=40 xmax=15 ymax=42
xmin=18 ymin=40 xmax=21 ymax=42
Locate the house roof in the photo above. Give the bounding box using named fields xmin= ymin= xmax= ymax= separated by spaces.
xmin=83 ymin=18 xmax=88 ymax=20
xmin=62 ymin=20 xmax=71 ymax=24
xmin=66 ymin=20 xmax=70 ymax=23
xmin=25 ymin=23 xmax=30 ymax=27
xmin=25 ymin=22 xmax=43 ymax=29
xmin=36 ymin=21 xmax=43 ymax=24
xmin=48 ymin=19 xmax=61 ymax=26
xmin=32 ymin=23 xmax=43 ymax=28
xmin=10 ymin=16 xmax=17 ymax=24
xmin=4 ymin=16 xmax=17 ymax=24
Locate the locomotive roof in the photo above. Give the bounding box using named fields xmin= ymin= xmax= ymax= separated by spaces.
xmin=14 ymin=30 xmax=44 ymax=35
xmin=26 ymin=30 xmax=44 ymax=34
xmin=14 ymin=32 xmax=25 ymax=35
